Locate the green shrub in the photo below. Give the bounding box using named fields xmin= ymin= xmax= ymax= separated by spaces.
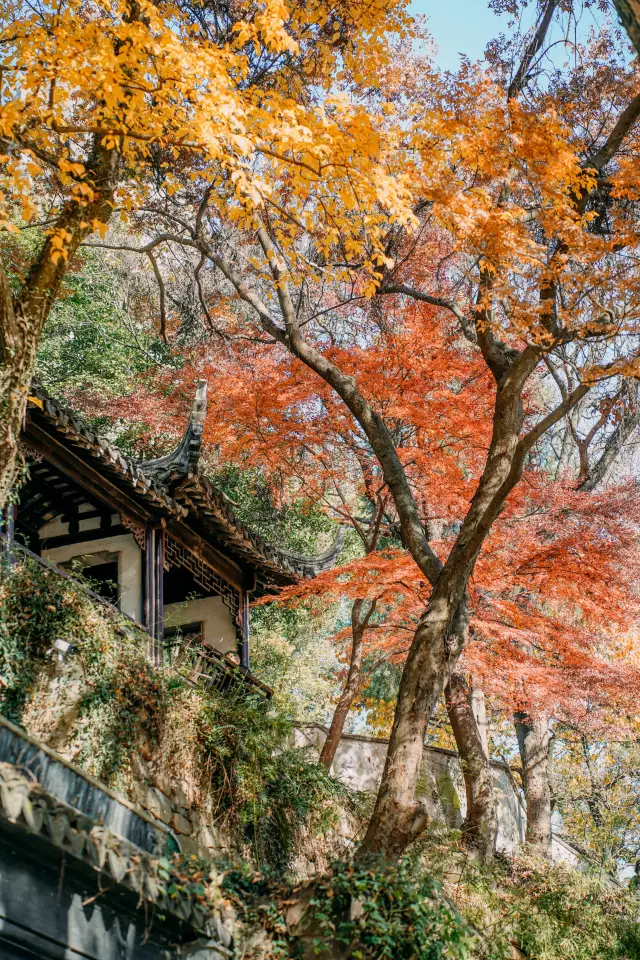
xmin=410 ymin=831 xmax=640 ymax=960
xmin=0 ymin=556 xmax=347 ymax=870
xmin=224 ymin=857 xmax=474 ymax=960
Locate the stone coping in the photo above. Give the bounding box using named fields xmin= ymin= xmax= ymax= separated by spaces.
xmin=0 ymin=714 xmax=170 ymax=853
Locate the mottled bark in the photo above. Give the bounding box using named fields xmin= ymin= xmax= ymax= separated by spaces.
xmin=0 ymin=140 xmax=119 ymax=508
xmin=319 ymin=600 xmax=367 ymax=770
xmin=612 ymin=0 xmax=640 ymax=58
xmin=446 ymin=671 xmax=498 ymax=862
xmin=358 ymin=350 xmax=545 ymax=859
xmin=515 ymin=711 xmax=552 ymax=855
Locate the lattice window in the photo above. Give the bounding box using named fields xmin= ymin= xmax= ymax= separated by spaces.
xmin=165 ymin=536 xmax=240 ymax=619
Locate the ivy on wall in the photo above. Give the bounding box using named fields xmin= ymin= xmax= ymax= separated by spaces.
xmin=0 ymin=555 xmax=346 ymax=869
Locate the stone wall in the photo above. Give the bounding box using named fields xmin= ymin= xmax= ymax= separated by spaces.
xmin=0 ymin=716 xmax=235 ymax=960
xmin=126 ymin=750 xmax=226 ymax=859
xmin=18 ymin=652 xmax=579 ymax=867
xmin=21 ymin=659 xmax=227 ymax=862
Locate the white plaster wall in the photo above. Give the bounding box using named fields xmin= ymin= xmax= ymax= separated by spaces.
xmin=294 ymin=724 xmax=542 ymax=860
xmin=163 ymin=596 xmax=236 ymax=655
xmin=39 ymin=511 xmax=120 ymax=538
xmin=43 ymin=533 xmax=143 ymax=623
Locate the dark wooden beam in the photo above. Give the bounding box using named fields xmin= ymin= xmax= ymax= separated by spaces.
xmin=165 ymin=519 xmax=243 ymax=589
xmin=26 ymin=422 xmax=156 ymax=527
xmin=22 ymin=475 xmax=85 ymax=533
xmin=40 ymin=525 xmax=127 ymax=551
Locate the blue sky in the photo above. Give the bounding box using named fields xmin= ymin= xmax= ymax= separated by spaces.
xmin=410 ymin=0 xmax=611 ymax=71
xmin=409 ymin=0 xmax=508 ymax=70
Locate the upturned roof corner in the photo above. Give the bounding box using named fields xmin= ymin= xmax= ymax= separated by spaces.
xmin=23 ymin=380 xmax=344 ymax=588
xmin=140 ymin=379 xmax=208 ymax=486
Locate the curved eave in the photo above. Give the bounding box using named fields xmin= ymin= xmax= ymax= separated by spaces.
xmin=24 ymin=385 xmax=343 ymax=587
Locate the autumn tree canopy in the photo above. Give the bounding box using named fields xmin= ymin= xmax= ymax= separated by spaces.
xmin=4 ymin=0 xmax=640 ymax=861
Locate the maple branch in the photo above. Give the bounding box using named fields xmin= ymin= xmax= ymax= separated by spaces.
xmin=202 ymin=222 xmax=442 ymax=585
xmin=586 ymin=90 xmax=640 ymax=173
xmin=580 ymin=381 xmax=640 ymax=491
xmin=475 ymin=268 xmax=523 ymax=381
xmin=194 ymin=253 xmax=230 ymax=341
xmin=380 ymin=283 xmax=477 ymax=344
xmin=520 ymin=382 xmax=591 ymax=457
xmin=146 ymin=250 xmax=167 ymax=341
xmin=82 ymin=233 xmax=197 ymax=254
xmin=508 ymin=0 xmax=560 ymax=100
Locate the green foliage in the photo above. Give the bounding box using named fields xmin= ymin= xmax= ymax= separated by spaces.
xmin=37 ymin=250 xmax=167 ymax=396
xmin=308 ymin=859 xmax=472 ymax=960
xmin=0 ymin=554 xmax=347 ymax=870
xmin=196 ymin=689 xmax=348 ymax=868
xmin=210 ymin=465 xmax=334 ymax=553
xmin=410 ymin=831 xmax=640 ymax=960
xmin=250 ymin=610 xmax=340 ymax=724
xmin=0 ymin=557 xmax=112 ymax=722
xmin=224 ymin=858 xmax=474 ymax=960
xmin=502 ymin=863 xmax=640 ymax=960
xmin=553 ymin=729 xmax=640 ymax=874
xmin=1 ymin=231 xmax=166 ymax=399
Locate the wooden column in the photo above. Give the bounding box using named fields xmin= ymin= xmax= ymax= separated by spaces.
xmin=155 ymin=528 xmax=165 ymax=665
xmin=238 ymin=586 xmax=250 ymax=671
xmin=144 ymin=527 xmax=164 ymax=665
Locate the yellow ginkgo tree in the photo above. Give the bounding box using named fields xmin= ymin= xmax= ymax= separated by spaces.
xmin=0 ymin=0 xmax=414 ymax=504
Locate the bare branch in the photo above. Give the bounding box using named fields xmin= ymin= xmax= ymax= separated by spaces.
xmin=580 ymin=381 xmax=640 ymax=491
xmin=508 ymin=0 xmax=560 ymax=100
xmin=587 ymin=91 xmax=640 ymax=173
xmin=146 ymin=250 xmax=167 ymax=341
xmin=380 ymin=283 xmax=477 ymax=344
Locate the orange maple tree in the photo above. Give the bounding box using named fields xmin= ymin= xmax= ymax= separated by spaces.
xmin=97 ymin=258 xmax=640 ymax=857
xmin=29 ymin=1 xmax=640 ymax=858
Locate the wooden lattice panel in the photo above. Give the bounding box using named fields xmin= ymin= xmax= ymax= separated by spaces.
xmin=165 ymin=536 xmax=240 ymax=618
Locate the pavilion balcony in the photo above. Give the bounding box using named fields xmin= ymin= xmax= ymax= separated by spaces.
xmin=0 ymin=532 xmax=271 ymax=702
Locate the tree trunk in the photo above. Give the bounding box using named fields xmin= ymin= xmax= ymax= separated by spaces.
xmin=0 ymin=139 xmax=120 ymax=507
xmin=319 ymin=601 xmax=366 ymax=770
xmin=358 ymin=354 xmax=542 ymax=860
xmin=514 ymin=711 xmax=552 ymax=855
xmin=358 ymin=597 xmax=469 ymax=859
xmin=613 ymin=0 xmax=640 ymax=57
xmin=445 ymin=671 xmax=498 ymax=862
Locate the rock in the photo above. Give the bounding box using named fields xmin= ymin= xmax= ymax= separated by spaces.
xmin=169 ymin=778 xmax=198 ymax=808
xmin=197 ymin=824 xmax=222 ymax=853
xmin=151 ymin=770 xmax=174 ymax=796
xmin=172 ymin=812 xmax=193 ymax=835
xmin=150 ymin=788 xmax=173 ymax=825
xmin=131 ymin=782 xmax=173 ymax=824
xmin=178 ymin=835 xmax=208 ymax=858
xmin=130 ymin=753 xmax=149 ymax=781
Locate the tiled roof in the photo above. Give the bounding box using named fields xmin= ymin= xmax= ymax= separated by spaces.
xmin=25 ymin=383 xmax=342 ymax=584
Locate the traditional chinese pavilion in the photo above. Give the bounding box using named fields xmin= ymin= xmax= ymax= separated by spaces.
xmin=6 ymin=381 xmax=340 ymax=676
